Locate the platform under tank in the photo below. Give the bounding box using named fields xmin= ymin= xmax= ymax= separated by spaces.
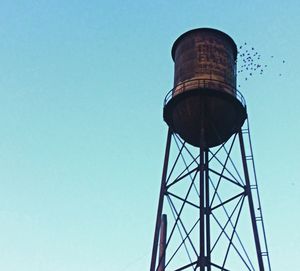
xmin=163 ymin=28 xmax=247 ymax=148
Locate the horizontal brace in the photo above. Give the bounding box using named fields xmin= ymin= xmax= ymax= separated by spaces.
xmin=210 ymin=261 xmax=231 ymax=271
xmin=166 ymin=192 xmax=200 ymax=209
xmin=174 ymin=260 xmax=198 ymax=271
xmin=209 ymin=168 xmax=244 ymax=188
xmin=166 ymin=166 xmax=199 ymax=189
xmin=211 ymin=192 xmax=245 ymax=211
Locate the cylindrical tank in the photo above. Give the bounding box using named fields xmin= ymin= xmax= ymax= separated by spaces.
xmin=163 ymin=28 xmax=247 ymax=148
xmin=172 ymin=28 xmax=237 ymax=96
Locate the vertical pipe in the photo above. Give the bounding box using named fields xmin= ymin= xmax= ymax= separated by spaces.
xmin=150 ymin=129 xmax=172 ymax=271
xmin=205 ymin=150 xmax=211 ymax=271
xmin=199 ymin=148 xmax=205 ymax=271
xmin=238 ymin=131 xmax=264 ymax=271
xmin=158 ymin=214 xmax=167 ymax=271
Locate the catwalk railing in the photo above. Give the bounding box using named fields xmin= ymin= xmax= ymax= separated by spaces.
xmin=164 ymin=78 xmax=246 ymax=108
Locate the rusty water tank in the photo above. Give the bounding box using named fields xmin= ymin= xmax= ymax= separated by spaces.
xmin=163 ymin=28 xmax=247 ymax=148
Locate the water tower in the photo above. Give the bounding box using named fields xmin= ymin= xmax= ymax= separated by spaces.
xmin=150 ymin=28 xmax=271 ymax=271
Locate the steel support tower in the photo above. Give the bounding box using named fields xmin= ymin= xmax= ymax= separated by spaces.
xmin=150 ymin=28 xmax=271 ymax=271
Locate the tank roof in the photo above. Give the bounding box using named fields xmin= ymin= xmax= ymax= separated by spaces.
xmin=171 ymin=28 xmax=238 ymax=61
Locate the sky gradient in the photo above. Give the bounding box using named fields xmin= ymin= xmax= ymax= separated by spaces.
xmin=0 ymin=1 xmax=299 ymax=270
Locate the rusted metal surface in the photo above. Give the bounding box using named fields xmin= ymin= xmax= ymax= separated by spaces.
xmin=172 ymin=28 xmax=237 ymax=97
xmin=164 ymin=28 xmax=246 ymax=148
xmin=164 ymin=87 xmax=246 ymax=148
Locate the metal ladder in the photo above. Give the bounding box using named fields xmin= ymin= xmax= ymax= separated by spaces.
xmin=241 ymin=118 xmax=272 ymax=271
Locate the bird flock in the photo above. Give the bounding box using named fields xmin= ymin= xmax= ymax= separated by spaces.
xmin=236 ymin=42 xmax=285 ymax=88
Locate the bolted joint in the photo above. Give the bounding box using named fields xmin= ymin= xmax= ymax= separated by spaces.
xmin=204 ymin=206 xmax=211 ymax=215
xmin=199 ymin=164 xmax=205 ymax=171
xmin=162 ymin=185 xmax=167 ymax=195
xmin=204 ymin=256 xmax=211 ymax=266
xmin=196 ymin=256 xmax=210 ymax=268
xmin=244 ymin=185 xmax=250 ymax=195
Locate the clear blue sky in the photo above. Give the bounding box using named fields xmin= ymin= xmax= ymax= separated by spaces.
xmin=0 ymin=1 xmax=299 ymax=270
